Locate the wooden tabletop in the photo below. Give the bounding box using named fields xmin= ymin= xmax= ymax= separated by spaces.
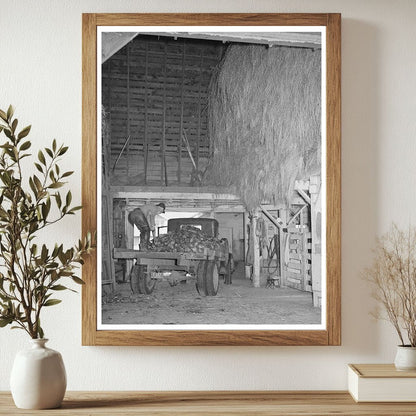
xmin=1 ymin=391 xmax=416 ymax=415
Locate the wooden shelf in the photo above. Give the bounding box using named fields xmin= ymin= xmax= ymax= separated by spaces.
xmin=1 ymin=391 xmax=416 ymax=415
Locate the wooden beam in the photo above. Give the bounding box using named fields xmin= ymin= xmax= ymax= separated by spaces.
xmin=178 ymin=40 xmax=185 ymax=184
xmin=296 ymin=188 xmax=311 ymax=205
xmin=288 ymin=205 xmax=308 ymax=226
xmin=138 ymin=31 xmax=322 ymax=48
xmin=110 ymin=186 xmax=240 ymax=200
xmin=196 ymin=48 xmax=203 ymax=171
xmin=278 ymin=208 xmax=289 ymax=287
xmin=102 ymin=32 xmax=139 ymax=63
xmin=251 ymin=210 xmax=261 ymax=288
xmin=261 ymin=208 xmax=286 ymax=230
xmin=126 ymin=43 xmax=130 ymax=176
xmin=144 ymin=41 xmax=149 ymax=185
xmin=103 ymin=59 xmax=112 ymax=187
xmin=161 ymin=41 xmax=168 ymax=185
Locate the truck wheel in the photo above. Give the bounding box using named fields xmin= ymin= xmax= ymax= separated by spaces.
xmin=205 ymin=260 xmax=219 ymax=296
xmin=130 ymin=265 xmax=156 ymax=294
xmin=196 ymin=260 xmax=208 ymax=296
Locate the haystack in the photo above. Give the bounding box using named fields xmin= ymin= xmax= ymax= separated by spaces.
xmin=207 ymin=44 xmax=321 ymax=210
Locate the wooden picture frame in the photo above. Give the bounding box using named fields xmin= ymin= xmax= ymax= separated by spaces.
xmin=82 ymin=13 xmax=341 ymax=346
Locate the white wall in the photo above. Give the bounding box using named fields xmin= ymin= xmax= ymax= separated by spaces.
xmin=1 ymin=0 xmax=416 ymax=391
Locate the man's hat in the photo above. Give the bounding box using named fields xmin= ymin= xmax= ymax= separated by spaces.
xmin=157 ymin=202 xmax=166 ymax=213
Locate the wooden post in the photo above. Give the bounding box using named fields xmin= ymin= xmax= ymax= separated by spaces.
xmin=108 ymin=192 xmax=116 ymax=291
xmin=161 ymin=42 xmax=167 ymax=185
xmin=310 ymin=175 xmax=322 ymax=307
xmin=126 ymin=43 xmax=130 ymax=177
xmin=124 ymin=200 xmax=134 ymax=278
xmin=243 ymin=211 xmax=249 ymax=266
xmin=196 ymin=49 xmax=203 ymax=171
xmin=178 ymin=41 xmax=185 ymax=184
xmin=251 ymin=209 xmax=261 ymax=288
xmin=104 ymin=59 xmax=112 ymax=187
xmin=144 ymin=41 xmax=149 ymax=185
xmin=279 ymin=208 xmax=289 ymax=287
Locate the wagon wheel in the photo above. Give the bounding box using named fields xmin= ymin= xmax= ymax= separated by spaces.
xmin=130 ymin=265 xmax=156 ymax=294
xmin=196 ymin=260 xmax=208 ymax=296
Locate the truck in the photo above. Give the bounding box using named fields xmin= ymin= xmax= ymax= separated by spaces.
xmin=113 ymin=218 xmax=233 ymax=296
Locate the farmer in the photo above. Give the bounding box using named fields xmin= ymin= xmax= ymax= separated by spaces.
xmin=127 ymin=203 xmax=166 ymax=250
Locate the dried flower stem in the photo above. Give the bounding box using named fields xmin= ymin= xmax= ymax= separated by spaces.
xmin=363 ymin=223 xmax=416 ymax=346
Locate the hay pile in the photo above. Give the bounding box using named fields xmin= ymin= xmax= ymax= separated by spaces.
xmin=149 ymin=225 xmax=222 ymax=254
xmin=207 ymin=44 xmax=321 ymax=210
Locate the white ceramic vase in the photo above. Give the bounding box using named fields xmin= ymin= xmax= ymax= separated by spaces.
xmin=394 ymin=345 xmax=416 ymax=371
xmin=10 ymin=338 xmax=67 ymax=409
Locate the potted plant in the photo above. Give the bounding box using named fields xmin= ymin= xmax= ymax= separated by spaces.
xmin=363 ymin=223 xmax=416 ymax=370
xmin=0 ymin=106 xmax=94 ymax=408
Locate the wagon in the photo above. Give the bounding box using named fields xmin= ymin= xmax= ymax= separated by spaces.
xmin=113 ymin=218 xmax=233 ymax=296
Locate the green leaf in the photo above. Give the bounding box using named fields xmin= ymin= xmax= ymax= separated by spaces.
xmin=61 ymin=171 xmax=74 ymax=178
xmin=50 ymin=284 xmax=68 ymax=291
xmin=58 ymin=250 xmax=67 ymax=264
xmin=58 ymin=146 xmax=68 ymax=156
xmin=33 ymin=175 xmax=42 ymax=192
xmin=71 ymin=276 xmax=85 ymax=285
xmin=55 ymin=192 xmax=62 ymax=208
xmin=4 ymin=129 xmax=12 ymax=140
xmin=41 ymin=244 xmax=48 ymax=262
xmin=31 ymin=244 xmax=38 ymax=256
xmin=65 ymin=191 xmax=72 ymax=207
xmin=19 ymin=140 xmax=31 ymax=151
xmin=68 ymin=206 xmax=82 ymax=215
xmin=17 ymin=125 xmax=31 ymax=140
xmin=41 ymin=202 xmax=50 ymax=220
xmin=11 ymin=119 xmax=18 ymax=133
xmin=43 ymin=299 xmax=62 ymax=307
xmin=38 ymin=325 xmax=44 ymax=339
xmin=38 ymin=150 xmax=46 ymax=165
xmin=29 ymin=177 xmax=37 ymax=197
xmin=45 ymin=147 xmax=53 ymax=158
xmin=34 ymin=162 xmax=43 ymax=173
xmin=0 ymin=109 xmax=7 ymax=121
xmin=48 ymin=182 xmax=64 ymax=189
xmin=6 ymin=105 xmax=14 ymax=122
xmin=52 ymin=139 xmax=57 ymax=152
xmin=0 ymin=317 xmax=13 ymax=327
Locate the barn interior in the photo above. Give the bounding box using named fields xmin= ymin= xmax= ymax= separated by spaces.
xmin=101 ymin=29 xmax=323 ymax=322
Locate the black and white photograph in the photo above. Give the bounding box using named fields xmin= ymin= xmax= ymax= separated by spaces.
xmin=98 ymin=27 xmax=326 ymax=329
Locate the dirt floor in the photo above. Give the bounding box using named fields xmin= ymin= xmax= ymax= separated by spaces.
xmin=102 ymin=263 xmax=321 ymax=326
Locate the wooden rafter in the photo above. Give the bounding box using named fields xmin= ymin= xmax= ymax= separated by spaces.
xmin=296 ymin=188 xmax=311 ymax=205
xmin=288 ymin=205 xmax=308 ymax=226
xmin=261 ymin=207 xmax=286 ymax=230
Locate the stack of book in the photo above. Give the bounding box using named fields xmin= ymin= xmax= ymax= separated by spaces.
xmin=348 ymin=364 xmax=416 ymax=402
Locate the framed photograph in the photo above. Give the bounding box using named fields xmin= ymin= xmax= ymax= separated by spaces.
xmin=82 ymin=13 xmax=341 ymax=346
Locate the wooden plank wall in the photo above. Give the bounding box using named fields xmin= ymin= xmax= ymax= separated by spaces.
xmin=102 ymin=35 xmax=224 ymax=187
xmin=285 ymin=208 xmax=312 ymax=292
